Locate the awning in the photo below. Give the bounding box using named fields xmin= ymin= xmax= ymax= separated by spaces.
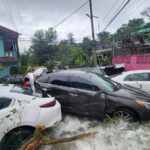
xmin=131 ymin=28 xmax=150 ymax=35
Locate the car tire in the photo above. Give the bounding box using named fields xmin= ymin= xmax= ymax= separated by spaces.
xmin=114 ymin=108 xmax=137 ymax=122
xmin=0 ymin=128 xmax=34 ymax=150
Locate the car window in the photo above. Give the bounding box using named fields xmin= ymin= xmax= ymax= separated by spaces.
xmin=84 ymin=73 xmax=118 ymax=92
xmin=0 ymin=98 xmax=12 ymax=109
xmin=70 ymin=76 xmax=99 ymax=92
xmin=124 ymin=73 xmax=150 ymax=81
xmin=49 ymin=75 xmax=69 ymax=87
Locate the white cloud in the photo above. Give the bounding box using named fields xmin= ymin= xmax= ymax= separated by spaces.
xmin=0 ymin=0 xmax=150 ymax=51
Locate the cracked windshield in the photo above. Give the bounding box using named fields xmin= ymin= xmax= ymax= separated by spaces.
xmin=1 ymin=0 xmax=150 ymax=150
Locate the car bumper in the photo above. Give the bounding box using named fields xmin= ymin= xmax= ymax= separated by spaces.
xmin=137 ymin=107 xmax=150 ymax=121
xmin=36 ymin=101 xmax=62 ymax=128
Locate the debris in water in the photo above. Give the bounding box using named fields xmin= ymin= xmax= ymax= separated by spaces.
xmin=19 ymin=126 xmax=97 ymax=150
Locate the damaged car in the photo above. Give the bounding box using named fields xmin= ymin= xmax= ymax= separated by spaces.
xmin=35 ymin=70 xmax=150 ymax=122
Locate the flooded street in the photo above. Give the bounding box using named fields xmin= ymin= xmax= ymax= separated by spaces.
xmin=41 ymin=115 xmax=150 ymax=150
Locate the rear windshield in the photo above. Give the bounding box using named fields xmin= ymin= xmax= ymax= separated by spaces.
xmin=10 ymin=86 xmax=33 ymax=95
xmin=0 ymin=98 xmax=12 ymax=109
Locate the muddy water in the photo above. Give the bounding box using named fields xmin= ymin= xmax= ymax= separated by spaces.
xmin=41 ymin=115 xmax=150 ymax=150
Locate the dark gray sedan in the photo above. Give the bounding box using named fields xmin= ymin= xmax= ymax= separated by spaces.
xmin=35 ymin=70 xmax=150 ymax=122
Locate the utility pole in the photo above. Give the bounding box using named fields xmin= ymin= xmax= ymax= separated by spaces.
xmin=89 ymin=0 xmax=97 ymax=66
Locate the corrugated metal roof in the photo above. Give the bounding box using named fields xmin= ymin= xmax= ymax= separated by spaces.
xmin=0 ymin=26 xmax=19 ymax=37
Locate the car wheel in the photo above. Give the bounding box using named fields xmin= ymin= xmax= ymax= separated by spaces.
xmin=0 ymin=128 xmax=34 ymax=150
xmin=114 ymin=108 xmax=137 ymax=122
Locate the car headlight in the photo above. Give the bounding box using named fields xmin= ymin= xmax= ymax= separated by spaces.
xmin=136 ymin=100 xmax=150 ymax=109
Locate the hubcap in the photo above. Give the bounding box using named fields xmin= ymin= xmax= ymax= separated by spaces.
xmin=115 ymin=111 xmax=134 ymax=122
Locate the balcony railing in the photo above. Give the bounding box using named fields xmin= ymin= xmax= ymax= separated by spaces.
xmin=0 ymin=56 xmax=18 ymax=63
xmin=5 ymin=51 xmax=17 ymax=58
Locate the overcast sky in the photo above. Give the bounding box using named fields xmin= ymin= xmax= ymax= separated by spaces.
xmin=0 ymin=0 xmax=150 ymax=52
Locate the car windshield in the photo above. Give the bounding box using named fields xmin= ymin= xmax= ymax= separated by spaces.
xmin=84 ymin=73 xmax=120 ymax=92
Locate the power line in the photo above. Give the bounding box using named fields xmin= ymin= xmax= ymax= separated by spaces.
xmin=17 ymin=39 xmax=82 ymax=45
xmin=102 ymin=0 xmax=126 ymax=27
xmin=102 ymin=0 xmax=119 ymax=22
xmin=102 ymin=0 xmax=131 ymax=31
xmin=15 ymin=0 xmax=24 ymax=32
xmin=110 ymin=0 xmax=147 ymax=31
xmin=104 ymin=0 xmax=136 ymax=30
xmin=123 ymin=0 xmax=148 ymax=21
xmin=5 ymin=0 xmax=18 ymax=31
xmin=53 ymin=1 xmax=88 ymax=29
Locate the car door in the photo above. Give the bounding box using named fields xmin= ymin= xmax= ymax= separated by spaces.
xmin=124 ymin=73 xmax=150 ymax=92
xmin=68 ymin=76 xmax=105 ymax=119
xmin=42 ymin=74 xmax=70 ymax=108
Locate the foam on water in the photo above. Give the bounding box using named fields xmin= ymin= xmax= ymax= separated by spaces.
xmin=41 ymin=115 xmax=150 ymax=150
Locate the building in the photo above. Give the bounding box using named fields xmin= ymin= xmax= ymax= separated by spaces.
xmin=112 ymin=28 xmax=150 ymax=71
xmin=0 ymin=26 xmax=19 ymax=77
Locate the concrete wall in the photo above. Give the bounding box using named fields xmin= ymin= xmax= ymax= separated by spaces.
xmin=112 ymin=53 xmax=150 ymax=71
xmin=0 ymin=35 xmax=4 ymax=57
xmin=0 ymin=63 xmax=18 ymax=77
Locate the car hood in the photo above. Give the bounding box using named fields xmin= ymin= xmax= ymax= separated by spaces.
xmin=111 ymin=84 xmax=150 ymax=102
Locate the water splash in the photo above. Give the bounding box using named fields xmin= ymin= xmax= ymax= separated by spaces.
xmin=41 ymin=115 xmax=150 ymax=150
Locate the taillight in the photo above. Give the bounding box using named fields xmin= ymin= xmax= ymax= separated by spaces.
xmin=23 ymin=82 xmax=30 ymax=87
xmin=40 ymin=100 xmax=56 ymax=108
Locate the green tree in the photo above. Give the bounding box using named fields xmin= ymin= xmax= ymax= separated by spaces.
xmin=97 ymin=31 xmax=112 ymax=48
xmin=101 ymin=54 xmax=112 ymax=66
xmin=67 ymin=33 xmax=75 ymax=45
xmin=141 ymin=7 xmax=150 ymax=20
xmin=30 ymin=28 xmax=58 ymax=65
xmin=20 ymin=51 xmax=30 ymax=66
xmin=115 ymin=18 xmax=145 ymax=40
xmin=68 ymin=46 xmax=87 ymax=67
xmin=82 ymin=37 xmax=92 ymax=52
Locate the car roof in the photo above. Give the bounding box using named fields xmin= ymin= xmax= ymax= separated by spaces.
xmin=49 ymin=70 xmax=88 ymax=77
xmin=0 ymin=84 xmax=14 ymax=92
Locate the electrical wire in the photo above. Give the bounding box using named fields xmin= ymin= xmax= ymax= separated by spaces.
xmin=53 ymin=1 xmax=88 ymax=29
xmin=123 ymin=0 xmax=148 ymax=21
xmin=5 ymin=0 xmax=18 ymax=31
xmin=102 ymin=0 xmax=131 ymax=31
xmin=102 ymin=0 xmax=120 ymax=22
xmin=103 ymin=0 xmax=126 ymax=26
xmin=109 ymin=0 xmax=147 ymax=32
xmin=105 ymin=0 xmax=136 ymax=30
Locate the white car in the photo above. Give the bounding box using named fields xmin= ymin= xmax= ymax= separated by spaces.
xmin=112 ymin=70 xmax=150 ymax=93
xmin=24 ymin=68 xmax=48 ymax=82
xmin=23 ymin=68 xmax=48 ymax=89
xmin=0 ymin=84 xmax=61 ymax=150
